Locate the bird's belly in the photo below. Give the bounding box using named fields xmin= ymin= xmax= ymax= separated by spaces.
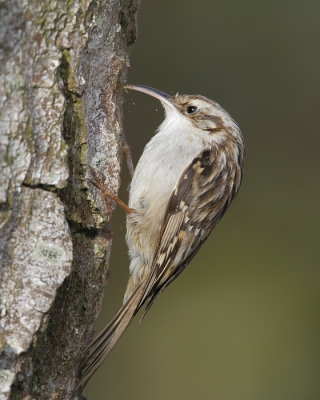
xmin=125 ymin=126 xmax=206 ymax=294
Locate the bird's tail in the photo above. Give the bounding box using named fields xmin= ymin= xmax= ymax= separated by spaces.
xmin=72 ymin=282 xmax=145 ymax=398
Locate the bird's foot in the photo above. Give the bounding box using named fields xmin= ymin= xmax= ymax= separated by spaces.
xmin=84 ymin=164 xmax=132 ymax=214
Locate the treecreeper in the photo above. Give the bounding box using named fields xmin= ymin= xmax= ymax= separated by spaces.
xmin=73 ymin=84 xmax=245 ymax=397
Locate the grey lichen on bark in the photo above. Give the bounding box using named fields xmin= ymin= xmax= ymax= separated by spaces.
xmin=0 ymin=0 xmax=140 ymax=399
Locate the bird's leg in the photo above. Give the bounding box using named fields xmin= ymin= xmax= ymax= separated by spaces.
xmin=121 ymin=132 xmax=135 ymax=179
xmin=84 ymin=164 xmax=132 ymax=214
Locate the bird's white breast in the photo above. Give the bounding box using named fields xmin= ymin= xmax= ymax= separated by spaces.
xmin=126 ymin=107 xmax=212 ymax=274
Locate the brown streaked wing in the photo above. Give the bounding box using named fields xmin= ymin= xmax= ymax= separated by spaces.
xmin=135 ymin=146 xmax=241 ymax=318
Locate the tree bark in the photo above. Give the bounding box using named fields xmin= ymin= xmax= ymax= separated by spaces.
xmin=0 ymin=0 xmax=139 ymax=398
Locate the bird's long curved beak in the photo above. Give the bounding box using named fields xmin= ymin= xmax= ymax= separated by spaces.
xmin=125 ymin=84 xmax=175 ymax=110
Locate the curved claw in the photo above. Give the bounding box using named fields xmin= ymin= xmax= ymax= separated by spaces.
xmin=84 ymin=164 xmax=132 ymax=214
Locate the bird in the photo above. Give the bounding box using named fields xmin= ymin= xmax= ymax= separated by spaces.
xmin=73 ymin=84 xmax=245 ymax=396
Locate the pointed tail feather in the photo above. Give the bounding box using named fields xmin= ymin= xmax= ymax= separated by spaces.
xmin=72 ymin=282 xmax=145 ymax=398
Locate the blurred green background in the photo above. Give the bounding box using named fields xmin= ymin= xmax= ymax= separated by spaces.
xmin=85 ymin=1 xmax=320 ymax=399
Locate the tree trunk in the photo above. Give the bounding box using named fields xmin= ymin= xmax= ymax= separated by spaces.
xmin=0 ymin=0 xmax=139 ymax=398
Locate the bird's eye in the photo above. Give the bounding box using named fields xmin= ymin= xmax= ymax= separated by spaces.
xmin=186 ymin=105 xmax=198 ymax=114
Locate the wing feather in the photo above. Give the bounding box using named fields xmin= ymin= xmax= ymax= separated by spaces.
xmin=135 ymin=147 xmax=242 ymax=318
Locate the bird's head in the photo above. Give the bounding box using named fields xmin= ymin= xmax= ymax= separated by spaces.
xmin=125 ymin=84 xmax=242 ymax=145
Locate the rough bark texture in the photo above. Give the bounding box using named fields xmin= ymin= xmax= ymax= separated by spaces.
xmin=0 ymin=0 xmax=139 ymax=399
